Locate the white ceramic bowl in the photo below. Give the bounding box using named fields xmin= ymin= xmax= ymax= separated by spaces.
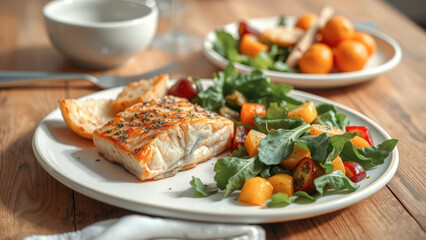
xmin=43 ymin=0 xmax=158 ymax=69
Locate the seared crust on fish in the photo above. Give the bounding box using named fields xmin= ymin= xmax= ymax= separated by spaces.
xmin=93 ymin=96 xmax=234 ymax=181
xmin=113 ymin=74 xmax=169 ymax=112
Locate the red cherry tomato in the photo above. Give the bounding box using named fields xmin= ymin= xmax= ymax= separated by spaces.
xmin=168 ymin=77 xmax=198 ymax=100
xmin=293 ymin=157 xmax=325 ymax=194
xmin=345 ymin=126 xmax=374 ymax=146
xmin=238 ymin=21 xmax=261 ymax=39
xmin=232 ymin=125 xmax=251 ymax=151
xmin=343 ymin=161 xmax=366 ymax=183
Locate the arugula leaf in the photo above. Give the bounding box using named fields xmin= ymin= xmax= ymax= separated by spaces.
xmin=214 ymin=156 xmax=264 ymax=197
xmin=255 ymin=117 xmax=305 ymax=134
xmin=314 ymin=170 xmax=359 ymax=196
xmin=258 ymin=124 xmax=311 ymax=165
xmin=296 ymin=133 xmax=330 ymax=164
xmin=314 ymin=104 xmax=349 ymax=130
xmin=259 ymin=165 xmax=292 ymax=178
xmin=213 ymin=30 xmax=248 ymax=63
xmin=232 ymin=145 xmax=250 ymax=158
xmin=190 ymin=177 xmax=219 ymax=197
xmin=249 ymin=51 xmax=274 ymax=69
xmin=266 ymin=102 xmax=288 ymax=119
xmin=194 ymin=63 xmax=237 ymax=112
xmin=322 ymin=132 xmax=357 ymax=173
xmin=266 ymin=193 xmax=291 ymax=207
xmin=273 ymin=61 xmax=297 ymax=72
xmin=341 ymin=139 xmax=398 ymax=169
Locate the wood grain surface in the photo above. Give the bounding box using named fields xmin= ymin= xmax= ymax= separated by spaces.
xmin=0 ymin=0 xmax=425 ymax=239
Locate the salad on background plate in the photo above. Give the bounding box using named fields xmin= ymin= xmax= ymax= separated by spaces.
xmin=203 ymin=16 xmax=402 ymax=88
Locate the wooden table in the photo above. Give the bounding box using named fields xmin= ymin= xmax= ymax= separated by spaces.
xmin=0 ymin=0 xmax=425 ymax=239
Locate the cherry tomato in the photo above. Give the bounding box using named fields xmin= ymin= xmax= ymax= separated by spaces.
xmin=346 ymin=126 xmax=374 ymax=146
xmin=238 ymin=21 xmax=261 ymax=39
xmin=232 ymin=125 xmax=251 ymax=151
xmin=168 ymin=77 xmax=198 ymax=100
xmin=293 ymin=157 xmax=325 ymax=194
xmin=343 ymin=161 xmax=366 ymax=183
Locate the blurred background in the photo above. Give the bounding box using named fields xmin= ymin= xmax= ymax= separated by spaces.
xmin=385 ymin=0 xmax=426 ymax=29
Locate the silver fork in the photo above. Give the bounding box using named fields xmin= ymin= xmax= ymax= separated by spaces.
xmin=0 ymin=61 xmax=181 ymax=89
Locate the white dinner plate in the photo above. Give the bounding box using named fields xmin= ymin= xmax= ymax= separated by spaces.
xmin=203 ymin=17 xmax=402 ymax=89
xmin=33 ymin=82 xmax=398 ymax=223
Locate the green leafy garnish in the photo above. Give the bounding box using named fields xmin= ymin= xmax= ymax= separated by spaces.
xmin=190 ymin=177 xmax=219 ymax=197
xmin=314 ymin=170 xmax=360 ymax=195
xmin=258 ymin=124 xmax=311 ymax=165
xmin=314 ymin=104 xmax=350 ymax=130
xmin=214 ymin=156 xmax=264 ymax=197
xmin=266 ymin=193 xmax=291 ymax=207
xmin=341 ymin=139 xmax=398 ymax=169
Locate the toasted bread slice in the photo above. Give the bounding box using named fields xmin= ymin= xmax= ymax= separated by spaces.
xmin=59 ymin=99 xmax=116 ymax=139
xmin=113 ymin=74 xmax=169 ymax=112
xmin=262 ymin=26 xmax=304 ymax=47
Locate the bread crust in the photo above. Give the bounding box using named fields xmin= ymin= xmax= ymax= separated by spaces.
xmin=59 ymin=98 xmax=116 ymax=139
xmin=112 ymin=74 xmax=169 ymax=112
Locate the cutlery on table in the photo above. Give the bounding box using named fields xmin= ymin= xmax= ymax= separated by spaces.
xmin=0 ymin=61 xmax=181 ymax=89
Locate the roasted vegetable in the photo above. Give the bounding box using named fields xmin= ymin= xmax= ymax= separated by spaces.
xmin=346 ymin=126 xmax=374 ymax=146
xmin=280 ymin=143 xmax=311 ymax=171
xmin=267 ymin=173 xmax=294 ymax=197
xmin=244 ymin=129 xmax=267 ymax=157
xmin=239 ymin=34 xmax=269 ymax=58
xmin=239 ymin=177 xmax=273 ymax=206
xmin=293 ymin=157 xmax=325 ymax=194
xmin=310 ymin=124 xmax=345 ymax=136
xmin=343 ymin=161 xmax=366 ymax=182
xmin=231 ymin=125 xmax=251 ymax=151
xmin=240 ymin=103 xmax=266 ymax=126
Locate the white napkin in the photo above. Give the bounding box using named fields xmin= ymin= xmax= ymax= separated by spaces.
xmin=24 ymin=215 xmax=265 ymax=240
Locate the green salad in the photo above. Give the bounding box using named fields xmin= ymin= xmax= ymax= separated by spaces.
xmin=188 ymin=64 xmax=397 ymax=207
xmin=212 ymin=19 xmax=298 ymax=73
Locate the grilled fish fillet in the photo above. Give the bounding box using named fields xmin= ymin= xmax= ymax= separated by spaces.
xmin=93 ymin=96 xmax=234 ymax=181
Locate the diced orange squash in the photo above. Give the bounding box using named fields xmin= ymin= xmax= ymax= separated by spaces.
xmin=310 ymin=124 xmax=345 ymax=136
xmin=280 ymin=144 xmax=311 ymax=170
xmin=288 ymin=101 xmax=318 ymax=123
xmin=239 ymin=177 xmax=273 ymax=206
xmin=331 ymin=156 xmax=346 ymax=175
xmin=244 ymin=129 xmax=267 ymax=157
xmin=240 ymin=34 xmax=269 ymax=58
xmin=267 ymin=174 xmax=294 ymax=197
xmin=240 ymin=103 xmax=266 ymax=126
xmin=350 ymin=136 xmax=371 ymax=148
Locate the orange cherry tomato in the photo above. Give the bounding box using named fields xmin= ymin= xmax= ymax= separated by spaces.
xmin=334 ymin=40 xmax=369 ymax=72
xmin=352 ymin=31 xmax=377 ymax=56
xmin=298 ymin=43 xmax=333 ymax=74
xmin=322 ymin=16 xmax=355 ymax=47
xmin=295 ymin=13 xmax=318 ymax=31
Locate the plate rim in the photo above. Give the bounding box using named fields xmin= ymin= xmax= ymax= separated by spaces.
xmin=32 ymin=85 xmax=399 ymax=223
xmin=203 ymin=16 xmax=402 ymax=88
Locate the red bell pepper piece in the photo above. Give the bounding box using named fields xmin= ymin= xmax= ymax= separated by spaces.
xmin=238 ymin=21 xmax=261 ymax=39
xmin=232 ymin=125 xmax=251 ymax=151
xmin=345 ymin=126 xmax=374 ymax=146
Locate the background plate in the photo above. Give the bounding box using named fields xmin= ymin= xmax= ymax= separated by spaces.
xmin=33 ymin=82 xmax=398 ymax=223
xmin=203 ymin=17 xmax=402 ymax=89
